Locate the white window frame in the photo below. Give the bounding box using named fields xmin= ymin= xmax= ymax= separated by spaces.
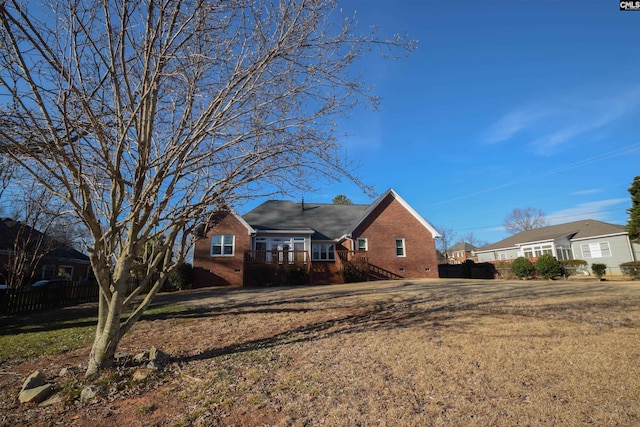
xmin=521 ymin=244 xmax=553 ymax=258
xmin=395 ymin=238 xmax=406 ymax=257
xmin=211 ymin=234 xmax=235 ymax=257
xmin=581 ymin=241 xmax=612 ymax=259
xmin=312 ymin=243 xmax=335 ymax=261
xmin=357 ymin=238 xmax=368 ymax=251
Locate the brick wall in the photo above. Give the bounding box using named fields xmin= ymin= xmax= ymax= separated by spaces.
xmin=352 ymin=194 xmax=439 ymax=279
xmin=192 ymin=213 xmax=251 ymax=287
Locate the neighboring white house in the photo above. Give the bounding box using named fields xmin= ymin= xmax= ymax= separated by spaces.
xmin=476 ymin=219 xmax=640 ymax=275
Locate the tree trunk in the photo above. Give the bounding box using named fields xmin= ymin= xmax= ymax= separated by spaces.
xmin=85 ymin=284 xmax=125 ymax=377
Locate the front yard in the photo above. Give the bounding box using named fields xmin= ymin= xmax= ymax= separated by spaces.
xmin=1 ymin=279 xmax=640 ymax=426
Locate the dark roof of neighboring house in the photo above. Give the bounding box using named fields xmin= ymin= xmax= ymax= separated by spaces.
xmin=478 ymin=219 xmax=627 ymax=252
xmin=243 ymin=200 xmax=370 ymax=240
xmin=449 ymin=242 xmax=478 ymax=252
xmin=0 ymin=217 xmax=89 ymax=262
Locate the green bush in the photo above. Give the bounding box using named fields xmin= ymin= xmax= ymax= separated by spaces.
xmin=560 ymin=259 xmax=588 ymax=277
xmin=535 ymin=254 xmax=564 ymax=280
xmin=168 ymin=262 xmax=193 ymax=290
xmin=512 ymin=257 xmax=535 ymax=279
xmin=620 ymin=261 xmax=640 ymax=280
xmin=591 ymin=263 xmax=607 ymax=280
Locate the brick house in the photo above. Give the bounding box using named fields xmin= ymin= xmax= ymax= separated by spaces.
xmin=446 ymin=242 xmax=479 ymax=264
xmin=192 ymin=189 xmax=440 ymax=287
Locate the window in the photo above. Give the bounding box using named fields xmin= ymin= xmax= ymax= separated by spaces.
xmin=357 ymin=238 xmax=368 ymax=251
xmin=211 ymin=235 xmax=234 ymax=256
xmin=581 ymin=242 xmax=612 ymax=259
xmin=58 ymin=266 xmax=73 ymax=279
xmin=395 ymin=238 xmax=406 ymax=257
xmin=312 ymin=244 xmax=335 ymax=261
xmin=499 ymin=253 xmax=507 ymax=261
xmin=521 ymin=244 xmax=553 ymax=258
xmin=556 ymin=247 xmax=573 ymax=261
xmin=42 ymin=264 xmax=56 ymax=279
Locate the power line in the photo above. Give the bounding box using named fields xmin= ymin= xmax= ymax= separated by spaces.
xmin=428 ymin=142 xmax=640 ymax=207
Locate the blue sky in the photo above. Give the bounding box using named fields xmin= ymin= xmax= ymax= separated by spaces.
xmin=244 ymin=0 xmax=640 ymax=245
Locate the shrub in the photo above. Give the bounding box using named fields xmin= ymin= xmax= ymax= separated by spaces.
xmin=535 ymin=254 xmax=564 ymax=280
xmin=511 ymin=257 xmax=535 ymax=279
xmin=620 ymin=261 xmax=640 ymax=280
xmin=591 ymin=263 xmax=607 ymax=280
xmin=168 ymin=262 xmax=193 ymax=290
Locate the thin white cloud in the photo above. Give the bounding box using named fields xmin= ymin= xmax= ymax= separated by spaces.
xmin=570 ymin=188 xmax=601 ymax=196
xmin=484 ymin=84 xmax=640 ymax=154
xmin=546 ymin=198 xmax=628 ymax=225
xmin=483 ymin=107 xmax=550 ymax=144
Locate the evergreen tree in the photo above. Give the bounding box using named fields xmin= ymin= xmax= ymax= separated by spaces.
xmin=627 ymin=176 xmax=640 ymax=242
xmin=332 ymin=194 xmax=352 ymax=205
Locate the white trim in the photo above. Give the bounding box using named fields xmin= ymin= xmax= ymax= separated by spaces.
xmin=475 ymin=246 xmax=518 ymax=254
xmin=395 ymin=238 xmax=406 ymax=257
xmin=357 ymin=237 xmax=368 ymax=251
xmin=233 ymin=212 xmax=256 ymax=235
xmin=348 ymin=189 xmax=440 ymax=238
xmin=254 ymin=229 xmax=314 ymax=235
xmin=211 ymin=234 xmax=235 ymax=257
xmin=312 ymin=243 xmax=335 ymax=261
xmin=569 ymin=232 xmax=628 ymax=242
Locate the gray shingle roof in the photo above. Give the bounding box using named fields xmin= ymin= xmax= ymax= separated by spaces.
xmin=242 ymin=200 xmax=370 ymax=241
xmin=449 ymin=242 xmax=478 ymax=252
xmin=477 ymin=219 xmax=627 ymax=252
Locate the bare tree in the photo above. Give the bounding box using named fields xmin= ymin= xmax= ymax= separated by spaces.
xmin=0 ymin=154 xmax=15 ymax=205
xmin=435 ymin=225 xmax=457 ymax=264
xmin=460 ymin=232 xmax=488 ymax=249
xmin=0 ymin=0 xmax=414 ymax=376
xmin=1 ymin=182 xmax=74 ymax=288
xmin=503 ymin=207 xmax=547 ymax=235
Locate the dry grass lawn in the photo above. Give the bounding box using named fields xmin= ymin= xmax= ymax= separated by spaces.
xmin=2 ymin=279 xmax=640 ymax=426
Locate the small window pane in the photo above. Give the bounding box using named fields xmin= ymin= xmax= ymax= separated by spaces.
xmin=395 ymin=239 xmax=405 ymax=257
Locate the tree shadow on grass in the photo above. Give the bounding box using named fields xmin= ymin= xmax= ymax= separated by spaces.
xmin=171 ymin=297 xmax=481 ymax=365
xmin=169 ymin=280 xmax=640 ymax=365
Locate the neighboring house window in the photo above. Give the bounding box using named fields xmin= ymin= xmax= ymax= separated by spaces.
xmin=556 ymin=247 xmax=573 ymax=261
xmin=395 ymin=238 xmax=406 ymax=257
xmin=581 ymin=242 xmax=612 ymax=259
xmin=58 ymin=266 xmax=73 ymax=279
xmin=312 ymin=244 xmax=335 ymax=261
xmin=357 ymin=238 xmax=368 ymax=251
xmin=499 ymin=253 xmax=507 ymax=261
xmin=42 ymin=264 xmax=56 ymax=279
xmin=522 ymin=244 xmax=553 ymax=258
xmin=211 ymin=235 xmax=235 ymax=256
